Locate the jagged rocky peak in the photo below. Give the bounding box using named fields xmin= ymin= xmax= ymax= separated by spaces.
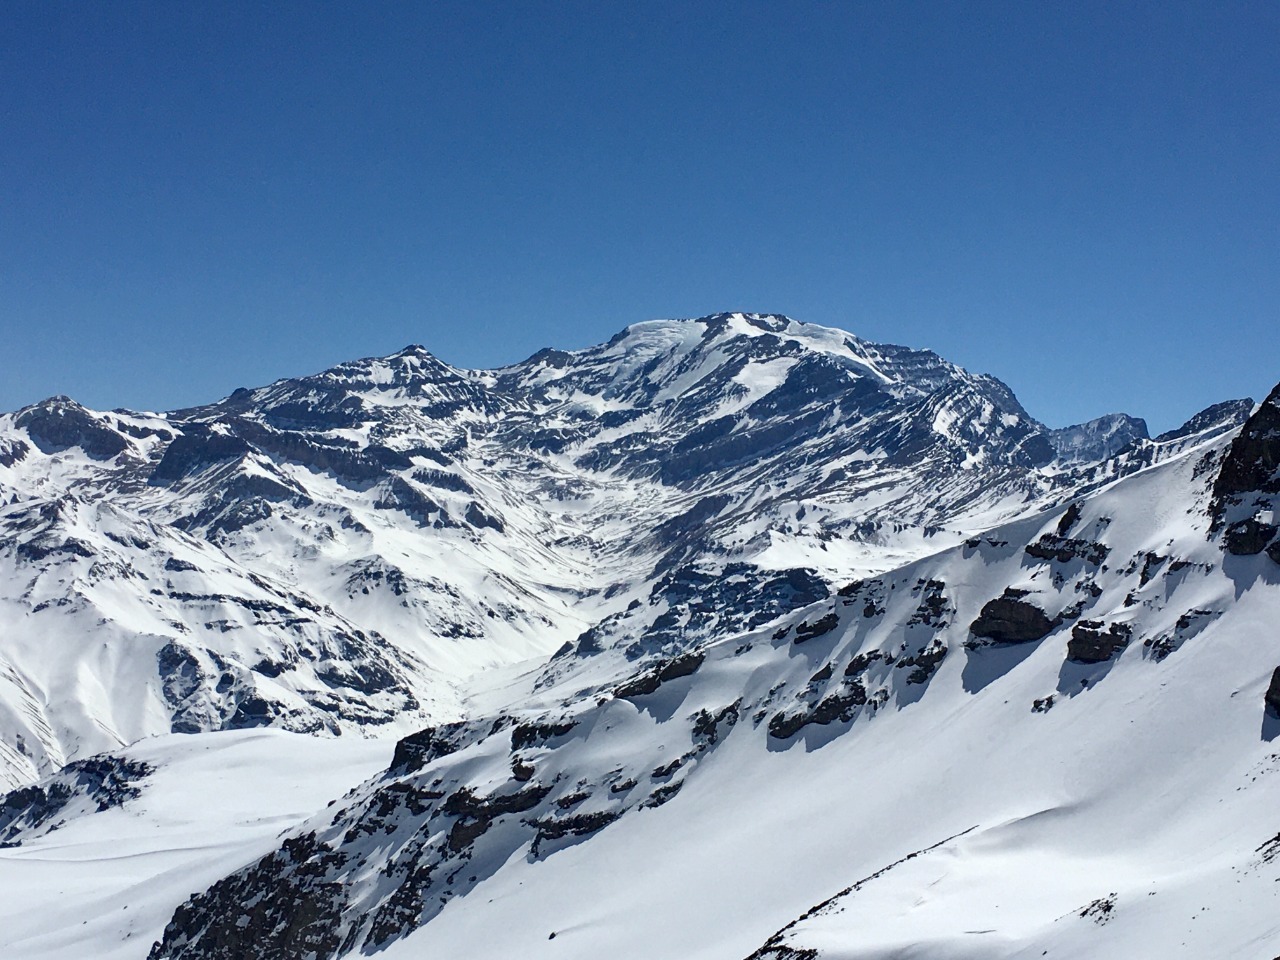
xmin=1049 ymin=413 xmax=1149 ymax=464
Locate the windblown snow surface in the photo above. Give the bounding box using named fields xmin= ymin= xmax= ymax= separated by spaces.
xmin=0 ymin=313 xmax=1277 ymax=959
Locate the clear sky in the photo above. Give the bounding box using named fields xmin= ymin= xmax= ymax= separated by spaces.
xmin=1 ymin=1 xmax=1276 ymax=432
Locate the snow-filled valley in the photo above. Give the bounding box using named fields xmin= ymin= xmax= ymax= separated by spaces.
xmin=0 ymin=313 xmax=1277 ymax=959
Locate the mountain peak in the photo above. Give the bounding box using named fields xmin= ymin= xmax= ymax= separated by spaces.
xmin=12 ymin=395 xmax=130 ymax=460
xmin=1049 ymin=413 xmax=1149 ymax=464
xmin=18 ymin=394 xmax=85 ymax=415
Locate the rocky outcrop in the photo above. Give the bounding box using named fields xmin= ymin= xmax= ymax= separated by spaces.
xmin=0 ymin=437 xmax=29 ymax=467
xmin=388 ymin=722 xmax=471 ymax=776
xmin=528 ymin=810 xmax=619 ymax=856
xmin=1213 ymin=385 xmax=1280 ymax=504
xmin=442 ymin=783 xmax=552 ymax=853
xmin=0 ymin=755 xmax=152 ymax=845
xmin=1067 ymin=620 xmax=1132 ymax=664
xmin=970 ymin=591 xmax=1059 ymax=644
xmin=793 ymin=611 xmax=840 ymax=643
xmin=898 ymin=640 xmax=948 ymax=683
xmin=1224 ymin=518 xmax=1279 ymax=556
xmin=509 ymin=718 xmax=579 ymax=750
xmin=613 ymin=652 xmax=706 ymax=699
xmin=1025 ymin=534 xmax=1109 ymax=566
xmin=1212 ymin=382 xmax=1280 ymax=560
xmin=1266 ymin=667 xmax=1280 ymax=716
xmin=767 ymin=682 xmax=868 ymax=740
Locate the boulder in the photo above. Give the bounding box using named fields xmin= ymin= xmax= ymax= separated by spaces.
xmin=970 ymin=592 xmax=1058 ymax=644
xmin=1067 ymin=621 xmax=1132 ymax=664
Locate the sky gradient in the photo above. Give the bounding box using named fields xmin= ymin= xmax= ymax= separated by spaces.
xmin=2 ymin=1 xmax=1277 ymax=432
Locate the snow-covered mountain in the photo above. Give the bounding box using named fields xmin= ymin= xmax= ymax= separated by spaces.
xmin=0 ymin=313 xmax=1274 ymax=959
xmin=0 ymin=313 xmax=1249 ymax=785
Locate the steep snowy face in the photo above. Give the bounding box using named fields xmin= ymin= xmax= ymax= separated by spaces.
xmin=0 ymin=314 xmax=1256 ymax=789
xmin=132 ymin=418 xmax=1280 ymax=960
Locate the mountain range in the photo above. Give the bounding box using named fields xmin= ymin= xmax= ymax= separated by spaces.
xmin=0 ymin=312 xmax=1276 ymax=959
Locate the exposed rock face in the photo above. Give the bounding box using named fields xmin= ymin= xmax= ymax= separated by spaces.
xmin=576 ymin=562 xmax=830 ymax=661
xmin=1024 ymin=534 xmax=1109 ymax=566
xmin=1154 ymin=398 xmax=1253 ymax=443
xmin=899 ymin=639 xmax=948 ymax=683
xmin=0 ymin=437 xmax=29 ymax=467
xmin=1225 ymin=518 xmax=1279 ymax=556
xmin=970 ymin=592 xmax=1059 ymax=644
xmin=14 ymin=397 xmax=130 ymax=460
xmin=1067 ymin=620 xmax=1132 ymax=664
xmin=613 ymin=652 xmax=705 ymax=699
xmin=147 ymin=832 xmax=351 ymax=960
xmin=1266 ymin=667 xmax=1280 ymax=716
xmin=0 ymin=756 xmax=152 ymax=845
xmin=388 ymin=722 xmax=472 ymax=776
xmin=1212 ymin=383 xmax=1280 ymax=560
xmin=1213 ymin=385 xmax=1280 ymax=502
xmin=793 ymin=611 xmax=840 ymax=643
xmin=768 ymin=684 xmax=868 ymax=740
xmin=151 ymin=425 xmax=253 ymax=482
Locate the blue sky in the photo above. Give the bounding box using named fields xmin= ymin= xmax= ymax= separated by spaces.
xmin=2 ymin=1 xmax=1276 ymax=432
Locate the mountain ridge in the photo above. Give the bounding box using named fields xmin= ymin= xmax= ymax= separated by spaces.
xmin=0 ymin=314 xmax=1256 ymax=788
